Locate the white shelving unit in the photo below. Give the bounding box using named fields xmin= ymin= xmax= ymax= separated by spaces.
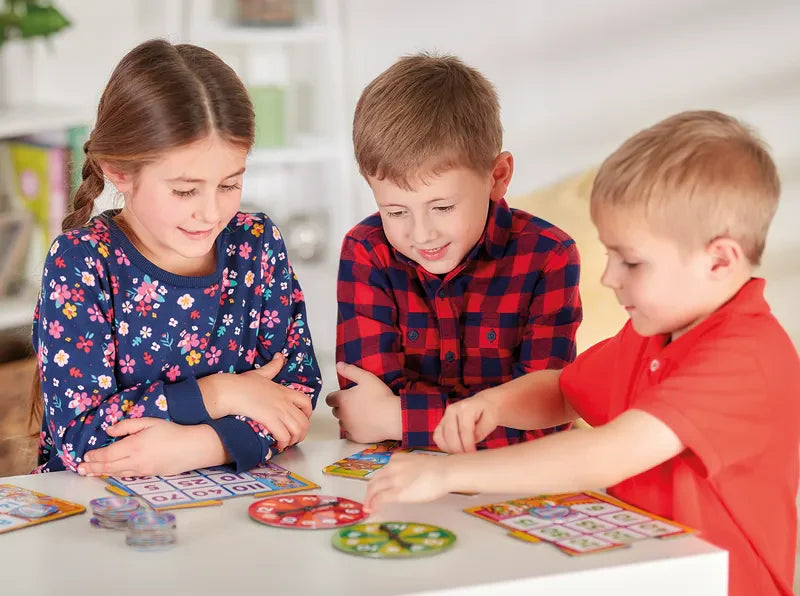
xmin=0 ymin=103 xmax=90 ymax=334
xmin=0 ymin=104 xmax=90 ymax=140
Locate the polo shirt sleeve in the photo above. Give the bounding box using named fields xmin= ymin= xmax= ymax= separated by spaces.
xmin=634 ymin=336 xmax=771 ymax=479
xmin=559 ymin=328 xmax=625 ymax=427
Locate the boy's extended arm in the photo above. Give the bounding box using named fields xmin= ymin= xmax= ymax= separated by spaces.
xmin=365 ymin=409 xmax=685 ymax=509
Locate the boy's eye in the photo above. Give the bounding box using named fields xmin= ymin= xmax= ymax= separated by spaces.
xmin=219 ymin=183 xmax=242 ymax=192
xmin=172 ymin=188 xmax=197 ymax=198
xmin=433 ymin=205 xmax=454 ymax=213
xmin=386 ymin=210 xmax=407 ymax=218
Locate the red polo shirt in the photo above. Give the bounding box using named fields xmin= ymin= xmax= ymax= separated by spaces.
xmin=560 ymin=278 xmax=800 ymax=596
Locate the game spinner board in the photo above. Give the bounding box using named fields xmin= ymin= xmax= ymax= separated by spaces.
xmin=0 ymin=485 xmax=85 ymax=534
xmin=323 ymin=441 xmax=445 ymax=480
xmin=104 ymin=462 xmax=319 ymax=511
xmin=332 ymin=522 xmax=457 ymax=558
xmin=465 ymin=491 xmax=694 ymax=556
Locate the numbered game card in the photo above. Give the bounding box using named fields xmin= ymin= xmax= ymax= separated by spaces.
xmin=465 ymin=491 xmax=694 ymax=556
xmin=104 ymin=462 xmax=319 ymax=511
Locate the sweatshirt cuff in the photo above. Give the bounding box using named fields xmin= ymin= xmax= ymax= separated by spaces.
xmin=164 ymin=377 xmax=211 ymax=425
xmin=207 ymin=417 xmax=272 ymax=472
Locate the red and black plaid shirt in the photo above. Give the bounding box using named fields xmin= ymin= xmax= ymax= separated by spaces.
xmin=336 ymin=198 xmax=582 ymax=448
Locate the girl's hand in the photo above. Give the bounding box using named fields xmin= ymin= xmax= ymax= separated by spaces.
xmin=77 ymin=418 xmax=225 ymax=477
xmin=199 ymin=353 xmax=313 ymax=450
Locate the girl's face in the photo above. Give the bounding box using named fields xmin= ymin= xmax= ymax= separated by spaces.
xmin=117 ymin=134 xmax=248 ymax=276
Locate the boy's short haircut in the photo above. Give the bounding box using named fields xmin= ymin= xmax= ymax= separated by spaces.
xmin=590 ymin=110 xmax=780 ymax=264
xmin=353 ymin=52 xmax=502 ymax=189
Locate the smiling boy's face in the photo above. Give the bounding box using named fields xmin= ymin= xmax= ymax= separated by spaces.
xmin=368 ymin=155 xmax=512 ymax=276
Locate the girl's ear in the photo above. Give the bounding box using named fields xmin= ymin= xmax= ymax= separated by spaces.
xmin=98 ymin=161 xmax=132 ymax=195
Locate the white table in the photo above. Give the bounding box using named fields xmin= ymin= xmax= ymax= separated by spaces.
xmin=0 ymin=438 xmax=726 ymax=596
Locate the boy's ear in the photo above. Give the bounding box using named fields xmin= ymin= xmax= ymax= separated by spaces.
xmin=488 ymin=152 xmax=514 ymax=201
xmin=706 ymin=237 xmax=745 ymax=278
xmin=98 ymin=161 xmax=133 ymax=194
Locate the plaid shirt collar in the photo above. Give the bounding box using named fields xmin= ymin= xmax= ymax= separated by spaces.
xmin=391 ymin=197 xmax=512 ymax=278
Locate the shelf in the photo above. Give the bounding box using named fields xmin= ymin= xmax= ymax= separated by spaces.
xmin=248 ymin=141 xmax=340 ymax=166
xmin=0 ymin=284 xmax=38 ymax=333
xmin=0 ymin=104 xmax=90 ymax=139
xmin=196 ymin=23 xmax=328 ymax=45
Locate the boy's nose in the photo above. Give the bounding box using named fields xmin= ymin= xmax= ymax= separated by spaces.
xmin=411 ymin=219 xmax=437 ymax=245
xmin=600 ymin=262 xmax=620 ymax=289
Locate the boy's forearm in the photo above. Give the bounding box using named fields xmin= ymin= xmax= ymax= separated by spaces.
xmin=443 ymin=426 xmax=612 ymax=495
xmin=484 ymin=369 xmax=576 ymax=430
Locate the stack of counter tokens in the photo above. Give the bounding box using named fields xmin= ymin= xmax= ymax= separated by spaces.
xmin=126 ymin=510 xmax=177 ymax=550
xmin=89 ymin=497 xmax=142 ymax=530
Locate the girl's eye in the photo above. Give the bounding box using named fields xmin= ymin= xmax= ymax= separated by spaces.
xmin=623 ymin=262 xmax=640 ymax=269
xmin=219 ymin=183 xmax=242 ymax=192
xmin=172 ymin=189 xmax=197 ymax=198
xmin=434 ymin=205 xmax=454 ymax=213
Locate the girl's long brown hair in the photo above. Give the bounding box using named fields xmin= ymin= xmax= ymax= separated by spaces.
xmin=30 ymin=39 xmax=255 ymax=429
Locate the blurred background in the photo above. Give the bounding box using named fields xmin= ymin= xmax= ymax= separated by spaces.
xmin=0 ymin=0 xmax=798 ymax=583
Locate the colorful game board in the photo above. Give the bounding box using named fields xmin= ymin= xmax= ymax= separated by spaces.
xmin=332 ymin=522 xmax=457 ymax=558
xmin=323 ymin=441 xmax=446 ymax=480
xmin=104 ymin=462 xmax=319 ymax=511
xmin=465 ymin=491 xmax=694 ymax=556
xmin=249 ymin=494 xmax=367 ymax=529
xmin=0 ymin=484 xmax=85 ymax=534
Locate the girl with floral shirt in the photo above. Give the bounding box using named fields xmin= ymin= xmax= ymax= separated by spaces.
xmin=31 ymin=40 xmax=321 ymax=475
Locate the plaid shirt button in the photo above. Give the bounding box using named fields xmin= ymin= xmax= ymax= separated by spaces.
xmin=444 ymin=351 xmax=455 ymax=362
xmin=487 ymin=329 xmax=497 ymax=342
xmin=407 ymin=329 xmax=419 ymax=341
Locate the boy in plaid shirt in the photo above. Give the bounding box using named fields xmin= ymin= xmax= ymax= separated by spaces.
xmin=326 ymin=53 xmax=582 ymax=449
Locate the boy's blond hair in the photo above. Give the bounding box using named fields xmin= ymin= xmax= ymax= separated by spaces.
xmin=590 ymin=110 xmax=779 ymax=264
xmin=353 ymin=53 xmax=502 ymax=190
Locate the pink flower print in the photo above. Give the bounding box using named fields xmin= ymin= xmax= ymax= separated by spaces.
xmin=114 ymin=248 xmax=130 ymax=266
xmin=68 ymin=391 xmax=92 ymax=413
xmin=120 ymin=354 xmax=136 ymax=375
xmin=128 ymin=404 xmax=145 ymax=418
xmin=59 ymin=449 xmax=78 ymax=472
xmin=105 ymin=403 xmax=123 ymax=425
xmin=238 ymin=242 xmax=252 ymax=259
xmin=48 ymin=320 xmax=64 ymax=339
xmin=245 ymin=348 xmax=257 ymax=365
xmin=262 ymin=310 xmax=280 ymax=329
xmin=286 ymin=333 xmax=300 ymax=349
xmin=111 ymin=275 xmax=120 ymax=295
xmin=236 ymin=212 xmax=254 ymax=228
xmin=166 ymin=365 xmax=181 ymax=382
xmin=50 ymin=283 xmax=72 ymax=306
xmin=205 ymin=346 xmax=222 ymax=365
xmin=103 ymin=343 xmax=116 ymax=368
xmin=292 ymin=288 xmax=304 ymax=303
xmin=70 ymin=287 xmax=85 ymax=303
xmin=134 ymin=279 xmax=159 ymax=303
xmin=177 ymin=332 xmax=200 ymax=353
xmin=87 ymin=305 xmax=104 ymax=323
xmin=135 ymin=301 xmax=152 ymax=316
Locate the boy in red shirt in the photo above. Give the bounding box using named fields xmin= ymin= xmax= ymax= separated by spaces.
xmin=365 ymin=110 xmax=800 ymax=596
xmin=326 ymin=54 xmax=581 ymax=448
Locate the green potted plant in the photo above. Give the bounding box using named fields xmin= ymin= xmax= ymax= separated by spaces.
xmin=0 ymin=0 xmax=70 ymax=45
xmin=0 ymin=1 xmax=70 ymax=106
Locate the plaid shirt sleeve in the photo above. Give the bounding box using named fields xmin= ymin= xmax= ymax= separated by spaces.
xmin=336 ymin=234 xmax=450 ymax=447
xmin=515 ymin=239 xmax=581 ymax=376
